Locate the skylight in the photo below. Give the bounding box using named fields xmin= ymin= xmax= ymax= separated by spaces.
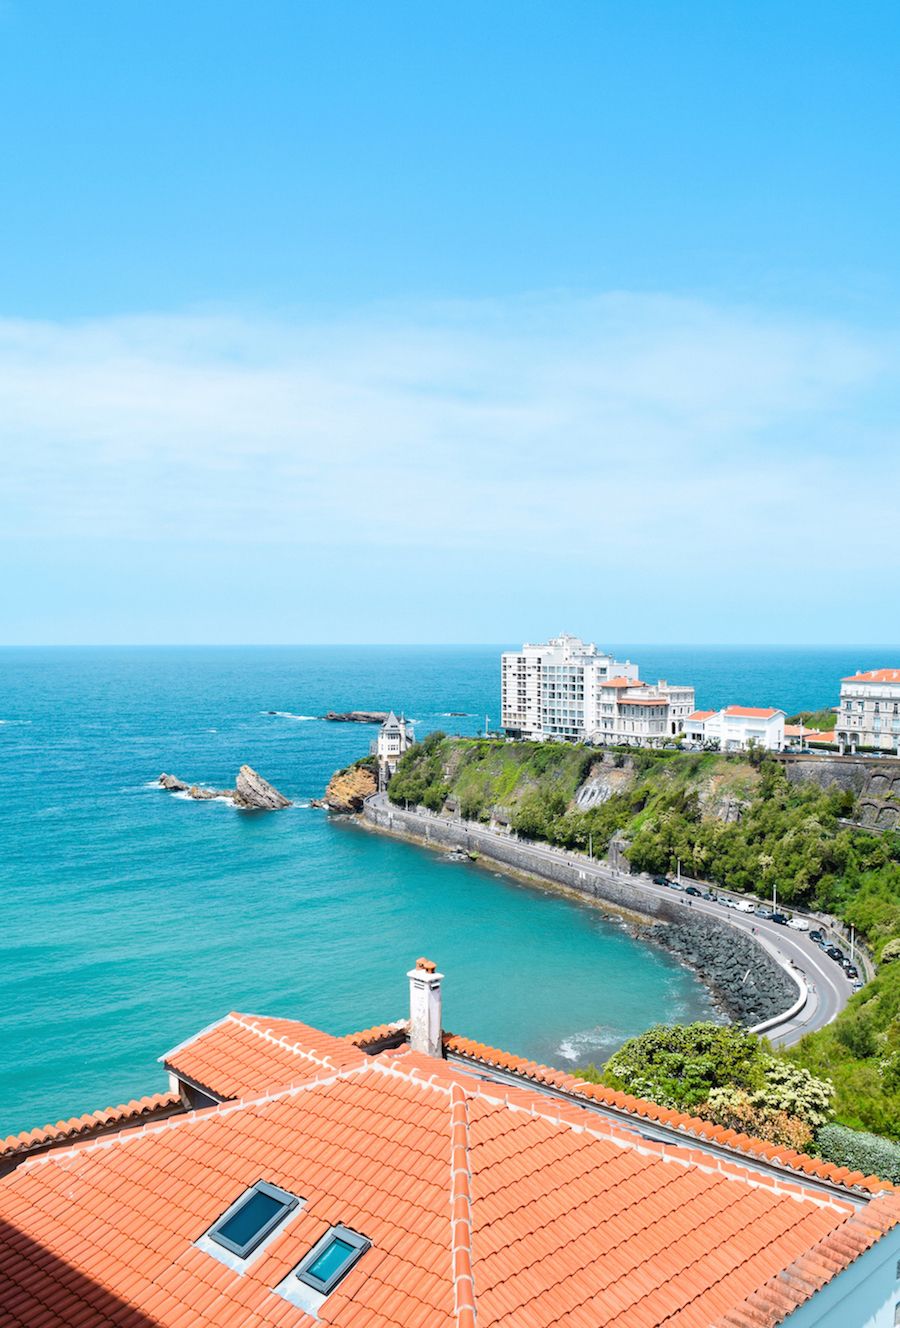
xmin=206 ymin=1181 xmax=299 ymax=1259
xmin=294 ymin=1225 xmax=370 ymax=1295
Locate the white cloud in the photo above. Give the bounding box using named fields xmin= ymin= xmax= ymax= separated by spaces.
xmin=0 ymin=293 xmax=897 ymax=583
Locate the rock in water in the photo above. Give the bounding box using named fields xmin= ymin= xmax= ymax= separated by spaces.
xmin=322 ymin=710 xmax=389 ymax=724
xmin=233 ymin=764 xmax=292 ymax=810
xmin=159 ymin=773 xmax=188 ymax=791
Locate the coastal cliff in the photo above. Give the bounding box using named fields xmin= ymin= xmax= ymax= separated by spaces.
xmin=320 ymin=762 xmax=377 ymax=813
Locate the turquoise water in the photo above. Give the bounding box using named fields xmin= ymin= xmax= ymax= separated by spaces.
xmin=1 ymin=643 xmax=896 ymax=1136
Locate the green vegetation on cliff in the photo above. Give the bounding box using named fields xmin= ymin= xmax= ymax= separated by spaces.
xmin=389 ymin=734 xmax=900 ymax=1138
xmin=786 ymin=708 xmax=837 ymax=731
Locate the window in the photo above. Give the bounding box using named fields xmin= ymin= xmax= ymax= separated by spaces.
xmin=294 ymin=1225 xmax=370 ymax=1295
xmin=206 ymin=1181 xmax=299 ymax=1259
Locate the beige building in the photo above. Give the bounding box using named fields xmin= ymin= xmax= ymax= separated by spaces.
xmin=837 ymin=669 xmax=900 ymax=753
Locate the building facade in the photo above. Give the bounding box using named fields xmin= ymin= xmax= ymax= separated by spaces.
xmin=502 ymin=635 xmax=694 ymax=746
xmin=685 ymin=705 xmax=786 ymax=752
xmin=373 ymin=711 xmax=414 ymax=789
xmin=837 ymin=669 xmax=900 ymax=753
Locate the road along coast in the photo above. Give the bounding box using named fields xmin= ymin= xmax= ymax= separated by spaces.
xmin=359 ymin=793 xmax=851 ymax=1047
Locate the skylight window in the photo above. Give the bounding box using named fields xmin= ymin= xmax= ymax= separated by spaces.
xmin=206 ymin=1181 xmax=299 ymax=1259
xmin=294 ymin=1225 xmax=370 ymax=1295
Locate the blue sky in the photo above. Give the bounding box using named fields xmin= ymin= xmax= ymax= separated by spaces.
xmin=1 ymin=1 xmax=898 ymax=643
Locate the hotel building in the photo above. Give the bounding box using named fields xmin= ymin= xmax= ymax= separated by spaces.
xmin=837 ymin=669 xmax=900 ymax=754
xmin=501 ymin=635 xmax=694 ymax=746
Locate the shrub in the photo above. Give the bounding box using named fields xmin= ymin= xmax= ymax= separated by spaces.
xmin=881 ymin=938 xmax=900 ymax=965
xmin=602 ymin=1022 xmax=764 ymax=1110
xmin=699 ymin=1089 xmax=813 ymax=1150
xmin=814 ymin=1124 xmax=900 ymax=1184
xmin=757 ymin=1060 xmax=834 ymax=1129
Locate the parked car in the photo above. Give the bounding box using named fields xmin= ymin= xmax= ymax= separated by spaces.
xmin=685 ymin=885 xmax=702 ymax=897
xmin=809 ymin=929 xmax=824 ymax=944
xmin=734 ymin=900 xmax=756 ymax=914
xmin=702 ymin=890 xmax=718 ymax=902
xmin=755 ymin=905 xmax=775 ymax=920
xmin=787 ymin=917 xmax=809 ymax=931
xmin=851 ymin=979 xmax=864 ymax=991
xmin=772 ymin=912 xmax=789 ymax=925
xmin=845 ymin=964 xmax=859 ymax=980
xmin=668 ymin=880 xmax=684 ymax=892
xmin=826 ymin=946 xmax=845 ymax=962
xmin=652 ymin=875 xmax=669 ymax=887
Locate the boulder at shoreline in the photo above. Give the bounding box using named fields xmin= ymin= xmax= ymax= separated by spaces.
xmin=322 ymin=764 xmax=377 ymax=813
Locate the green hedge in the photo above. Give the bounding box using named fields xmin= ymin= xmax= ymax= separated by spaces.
xmin=815 ymin=1123 xmax=900 ymax=1183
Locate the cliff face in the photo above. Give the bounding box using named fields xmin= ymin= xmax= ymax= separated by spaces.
xmin=324 ymin=765 xmax=377 ymax=813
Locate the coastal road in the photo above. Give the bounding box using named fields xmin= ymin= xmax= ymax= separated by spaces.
xmin=367 ymin=794 xmax=853 ymax=1047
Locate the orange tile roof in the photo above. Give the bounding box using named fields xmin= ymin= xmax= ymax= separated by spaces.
xmin=3 ymin=1038 xmax=895 ymax=1328
xmin=686 ymin=710 xmax=716 ymax=722
xmin=723 ymin=706 xmax=783 ymax=720
xmin=161 ymin=1012 xmax=368 ymax=1100
xmin=441 ymin=1033 xmax=892 ymax=1197
xmin=0 ymin=1093 xmax=182 ymax=1163
xmin=842 ymin=668 xmax=900 ymax=684
xmin=603 ymin=677 xmax=645 ymax=688
xmin=622 ymin=697 xmax=668 ymax=706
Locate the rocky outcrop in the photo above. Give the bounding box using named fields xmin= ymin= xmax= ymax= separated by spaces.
xmin=323 ymin=765 xmax=377 ymax=813
xmin=645 ymin=913 xmax=798 ymax=1026
xmin=575 ymin=758 xmax=636 ymax=809
xmin=234 ymin=764 xmax=291 ymax=810
xmin=157 ymin=766 xmax=290 ymax=810
xmin=322 ymin=711 xmax=388 ymax=724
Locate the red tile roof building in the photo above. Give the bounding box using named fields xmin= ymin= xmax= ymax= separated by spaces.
xmin=2 ymin=975 xmax=900 ymax=1328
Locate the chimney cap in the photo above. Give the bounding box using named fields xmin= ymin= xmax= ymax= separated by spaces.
xmin=415 ymin=957 xmax=437 ymax=973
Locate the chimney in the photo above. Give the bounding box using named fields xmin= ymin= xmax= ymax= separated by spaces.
xmin=408 ymin=957 xmax=444 ymax=1057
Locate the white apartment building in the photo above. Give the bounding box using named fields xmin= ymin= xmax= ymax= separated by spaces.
xmin=501 ymin=635 xmax=694 ymax=746
xmin=837 ymin=668 xmax=900 ymax=753
xmin=685 ymin=705 xmax=786 ymax=752
xmin=501 ymin=634 xmax=638 ymax=741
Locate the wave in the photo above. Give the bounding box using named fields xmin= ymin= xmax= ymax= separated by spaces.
xmin=268 ymin=711 xmax=317 ymax=721
xmin=556 ymin=1027 xmax=622 ymax=1063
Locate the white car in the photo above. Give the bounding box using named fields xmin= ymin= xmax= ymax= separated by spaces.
xmin=734 ymin=900 xmax=756 ymax=914
xmin=787 ymin=917 xmax=809 ymax=931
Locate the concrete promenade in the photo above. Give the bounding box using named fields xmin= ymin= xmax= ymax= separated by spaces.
xmin=361 ymin=793 xmax=856 ymax=1048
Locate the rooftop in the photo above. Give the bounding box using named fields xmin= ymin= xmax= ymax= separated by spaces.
xmin=841 ymin=668 xmax=900 ymax=685
xmin=722 ymin=706 xmax=784 ymax=720
xmin=2 ymin=1003 xmax=899 ymax=1328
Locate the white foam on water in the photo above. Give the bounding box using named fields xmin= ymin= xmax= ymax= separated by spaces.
xmin=269 ymin=711 xmax=317 ymax=721
xmin=556 ymin=1027 xmax=622 ymax=1063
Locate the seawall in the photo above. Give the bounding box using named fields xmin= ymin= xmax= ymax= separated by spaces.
xmin=361 ymin=797 xmax=799 ymax=1028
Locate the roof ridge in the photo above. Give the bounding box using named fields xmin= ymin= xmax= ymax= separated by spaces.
xmin=443 ymin=1034 xmax=894 ymax=1197
xmin=230 ymin=1012 xmax=353 ymax=1072
xmin=449 ymin=1082 xmax=476 ymax=1328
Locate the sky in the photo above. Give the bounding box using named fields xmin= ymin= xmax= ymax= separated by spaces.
xmin=1 ymin=1 xmax=898 ymax=645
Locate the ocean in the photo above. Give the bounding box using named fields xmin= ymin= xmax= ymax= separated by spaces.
xmin=1 ymin=643 xmax=895 ymax=1137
